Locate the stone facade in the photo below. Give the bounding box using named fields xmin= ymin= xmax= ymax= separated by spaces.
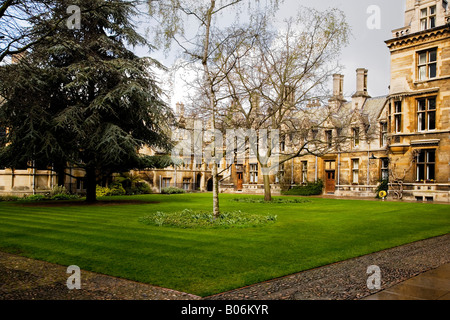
xmin=385 ymin=0 xmax=450 ymax=201
xmin=0 ymin=0 xmax=449 ymax=202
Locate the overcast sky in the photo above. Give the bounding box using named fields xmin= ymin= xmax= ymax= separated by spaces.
xmin=142 ymin=0 xmax=406 ymax=106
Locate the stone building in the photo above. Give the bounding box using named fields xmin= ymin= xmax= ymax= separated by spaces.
xmin=384 ymin=0 xmax=450 ymax=201
xmin=0 ymin=0 xmax=448 ymax=201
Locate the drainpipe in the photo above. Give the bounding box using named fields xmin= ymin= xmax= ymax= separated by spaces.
xmin=337 ymin=152 xmax=341 ymax=187
xmin=367 ymin=144 xmax=371 ymax=186
xmin=315 ymin=156 xmax=318 ymax=182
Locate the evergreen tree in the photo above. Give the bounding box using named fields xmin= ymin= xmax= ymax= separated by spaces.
xmin=0 ymin=0 xmax=174 ymax=202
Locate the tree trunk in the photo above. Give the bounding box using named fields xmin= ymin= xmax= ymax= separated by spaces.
xmin=85 ymin=167 xmax=97 ymax=203
xmin=263 ymin=168 xmax=272 ymax=202
xmin=212 ymin=162 xmax=220 ymax=218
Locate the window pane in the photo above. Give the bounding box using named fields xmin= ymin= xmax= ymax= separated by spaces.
xmin=418 ymin=99 xmax=426 ymax=111
xmin=429 ymin=50 xmax=437 ymax=62
xmin=353 ymin=171 xmax=358 ymax=183
xmin=418 ymin=113 xmax=425 ymax=131
xmin=421 ymin=8 xmax=428 ymax=17
xmin=427 ymin=164 xmax=435 ymax=180
xmin=418 ymin=66 xmax=427 ymax=80
xmin=430 ymin=16 xmax=436 ymax=28
xmin=395 ymin=115 xmax=402 ymax=132
xmin=429 ymin=63 xmax=437 ymax=78
xmin=417 ymin=164 xmax=425 ymax=181
xmin=420 ymin=19 xmax=427 ymax=30
xmin=427 ymin=150 xmax=435 ymax=163
xmin=428 ymin=98 xmax=436 ymax=110
xmin=430 ymin=6 xmax=436 ymax=15
xmin=418 ymin=151 xmax=425 ymax=163
xmin=428 ymin=111 xmax=436 ymax=130
xmin=418 ymin=52 xmax=427 ymax=65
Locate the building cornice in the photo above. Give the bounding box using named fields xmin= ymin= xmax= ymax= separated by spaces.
xmin=385 ymin=25 xmax=450 ymax=51
xmin=388 ymin=87 xmax=440 ymax=100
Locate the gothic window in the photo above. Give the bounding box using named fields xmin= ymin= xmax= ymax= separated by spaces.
xmin=381 ymin=158 xmax=389 ymax=181
xmin=380 ymin=122 xmax=388 ymax=146
xmin=183 ymin=178 xmax=191 ymax=190
xmin=352 ymin=159 xmax=359 ymax=184
xmin=420 ymin=5 xmax=436 ymax=31
xmin=162 ymin=178 xmax=171 ymax=188
xmin=249 ymin=163 xmax=258 ymax=184
xmin=394 ymin=101 xmax=402 ymax=133
xmin=301 ymin=161 xmax=308 ymax=183
xmin=416 ymin=150 xmax=436 ymax=181
xmin=418 ymin=48 xmax=437 ymax=80
xmin=417 ymin=97 xmax=437 ymax=131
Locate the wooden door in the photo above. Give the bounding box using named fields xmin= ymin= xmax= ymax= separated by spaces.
xmin=237 ymin=173 xmax=243 ymax=190
xmin=325 ymin=171 xmax=336 ymax=193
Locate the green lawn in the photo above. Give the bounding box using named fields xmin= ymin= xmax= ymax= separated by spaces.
xmin=0 ymin=193 xmax=448 ymax=297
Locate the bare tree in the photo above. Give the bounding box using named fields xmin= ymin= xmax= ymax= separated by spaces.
xmin=148 ymin=0 xmax=281 ymax=216
xmin=214 ymin=7 xmax=350 ymax=201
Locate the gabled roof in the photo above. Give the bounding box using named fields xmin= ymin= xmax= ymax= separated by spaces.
xmin=361 ymin=96 xmax=388 ymax=123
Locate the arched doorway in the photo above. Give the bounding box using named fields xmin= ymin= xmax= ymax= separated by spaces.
xmin=207 ymin=178 xmax=213 ymax=192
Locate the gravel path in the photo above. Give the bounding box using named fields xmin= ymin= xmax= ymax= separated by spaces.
xmin=0 ymin=253 xmax=200 ymax=300
xmin=0 ymin=234 xmax=448 ymax=300
xmin=207 ymin=234 xmax=450 ymax=300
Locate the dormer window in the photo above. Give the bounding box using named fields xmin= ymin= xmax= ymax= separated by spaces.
xmin=420 ymin=5 xmax=436 ymax=30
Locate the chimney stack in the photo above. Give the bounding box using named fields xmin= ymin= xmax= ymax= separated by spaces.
xmin=328 ymin=74 xmax=346 ymax=111
xmin=352 ymin=68 xmax=370 ymax=99
xmin=351 ymin=68 xmax=370 ymax=110
xmin=175 ymin=102 xmax=185 ymax=117
xmin=332 ymin=74 xmax=345 ymax=99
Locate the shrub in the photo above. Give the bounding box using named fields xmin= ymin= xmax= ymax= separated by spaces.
xmin=134 ymin=182 xmax=152 ymax=195
xmin=108 ymin=184 xmax=126 ymax=196
xmin=96 ymin=184 xmax=126 ymax=197
xmin=139 ymin=209 xmax=277 ymax=229
xmin=0 ymin=195 xmax=20 ymax=202
xmin=50 ymin=185 xmax=69 ymax=196
xmin=230 ymin=198 xmax=311 ymax=204
xmin=21 ymin=194 xmax=47 ymax=201
xmin=161 ymin=187 xmax=185 ymax=194
xmin=96 ymin=186 xmax=110 ymax=197
xmin=282 ymin=180 xmax=324 ymax=196
xmin=50 ymin=194 xmax=80 ymax=201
